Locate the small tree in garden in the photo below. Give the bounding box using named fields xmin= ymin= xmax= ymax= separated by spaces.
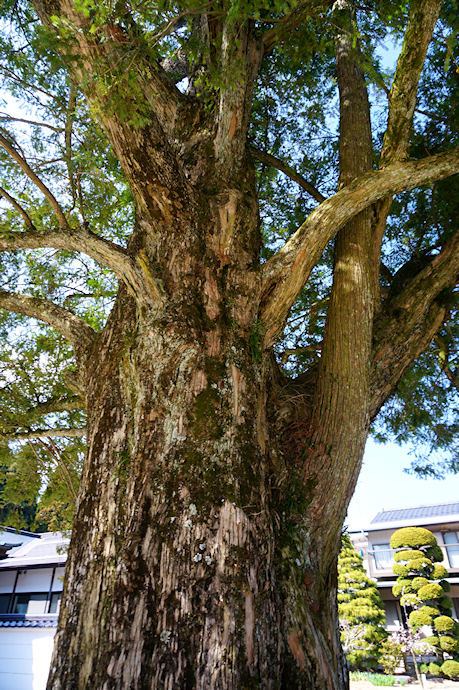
xmin=379 ymin=637 xmax=405 ymax=675
xmin=338 ymin=534 xmax=387 ymax=669
xmin=391 ymin=527 xmax=459 ymax=679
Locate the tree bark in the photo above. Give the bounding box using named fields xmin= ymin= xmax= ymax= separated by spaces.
xmin=46 ymin=165 xmax=347 ymax=687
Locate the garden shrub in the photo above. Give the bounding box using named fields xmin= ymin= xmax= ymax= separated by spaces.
xmin=441 ymin=659 xmax=459 ymax=679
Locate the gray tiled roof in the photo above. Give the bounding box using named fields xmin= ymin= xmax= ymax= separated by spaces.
xmin=0 ymin=615 xmax=58 ymax=627
xmin=371 ymin=502 xmax=459 ymax=524
xmin=0 ymin=531 xmax=69 ymax=569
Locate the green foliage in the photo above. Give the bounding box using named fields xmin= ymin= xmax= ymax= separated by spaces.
xmin=411 ymin=577 xmax=429 ymax=591
xmin=433 ymin=564 xmax=449 ymax=580
xmin=417 ymin=583 xmax=445 ymax=601
xmin=439 ymin=635 xmax=459 ymax=653
xmin=433 ymin=615 xmax=457 ymax=634
xmin=441 ymin=659 xmax=459 ymax=678
xmin=393 ymin=562 xmax=409 ymax=577
xmin=338 ymin=534 xmax=387 ymax=670
xmin=390 ymin=528 xmax=437 ymax=550
xmin=429 ymin=662 xmax=442 ymax=676
xmin=425 ymin=545 xmax=444 ymax=563
xmin=409 ymin=606 xmax=440 ymax=631
xmin=393 ymin=549 xmax=424 ymax=563
xmin=379 ymin=638 xmax=404 ymax=675
xmin=349 ymin=672 xmax=406 ymax=687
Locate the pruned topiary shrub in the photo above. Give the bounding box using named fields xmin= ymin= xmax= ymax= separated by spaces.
xmin=390 ymin=528 xmax=437 ymax=550
xmin=429 ymin=662 xmax=442 ymax=676
xmin=441 ymin=660 xmax=459 ymax=679
xmin=391 ymin=526 xmax=459 ymax=672
xmin=434 ymin=616 xmax=458 ymax=635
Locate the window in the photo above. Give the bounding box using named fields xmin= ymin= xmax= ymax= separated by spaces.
xmin=0 ymin=594 xmax=10 ymax=613
xmin=49 ymin=592 xmax=61 ymax=614
xmin=444 ymin=532 xmax=459 ymax=568
xmin=11 ymin=593 xmax=47 ymax=615
xmin=373 ymin=544 xmax=395 ymax=570
xmin=384 ymin=601 xmax=401 ymax=630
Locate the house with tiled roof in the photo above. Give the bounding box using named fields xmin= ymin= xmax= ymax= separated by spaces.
xmin=0 ymin=527 xmax=69 ymax=690
xmin=349 ymin=501 xmax=459 ymax=631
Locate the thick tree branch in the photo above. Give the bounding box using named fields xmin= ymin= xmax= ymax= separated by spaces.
xmin=1 ymin=427 xmax=86 ymax=440
xmin=249 ymin=147 xmax=325 ymax=202
xmin=372 ymin=0 xmax=441 ymax=291
xmin=0 ymin=290 xmax=95 ymax=358
xmin=370 ymin=229 xmax=459 ymax=419
xmin=303 ymin=0 xmax=374 ymax=550
xmin=0 ymin=131 xmax=70 ymax=229
xmin=380 ymin=0 xmax=442 ymax=167
xmin=32 ymin=0 xmax=195 ymax=228
xmin=261 ymin=147 xmax=459 ymax=346
xmin=0 ymin=227 xmax=164 ymax=305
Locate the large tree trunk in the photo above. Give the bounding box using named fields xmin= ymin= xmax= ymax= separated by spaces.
xmin=46 ymin=168 xmax=349 ymax=688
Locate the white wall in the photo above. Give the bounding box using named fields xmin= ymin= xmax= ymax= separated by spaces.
xmin=0 ymin=628 xmax=55 ymax=690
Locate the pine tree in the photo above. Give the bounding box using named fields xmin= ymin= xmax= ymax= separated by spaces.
xmin=338 ymin=534 xmax=387 ymax=669
xmin=391 ymin=527 xmax=459 ymax=679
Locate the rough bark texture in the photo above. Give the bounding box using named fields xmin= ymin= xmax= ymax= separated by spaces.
xmin=0 ymin=1 xmax=456 ymax=688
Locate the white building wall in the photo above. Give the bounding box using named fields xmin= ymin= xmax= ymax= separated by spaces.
xmin=0 ymin=628 xmax=55 ymax=690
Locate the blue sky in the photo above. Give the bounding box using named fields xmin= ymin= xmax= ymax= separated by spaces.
xmin=346 ymin=439 xmax=459 ymax=531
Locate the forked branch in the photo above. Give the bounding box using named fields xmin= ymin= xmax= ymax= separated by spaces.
xmin=260 ymin=147 xmax=459 ymax=346
xmin=0 ymin=226 xmax=164 ymax=305
xmin=370 ymin=228 xmax=459 ymax=418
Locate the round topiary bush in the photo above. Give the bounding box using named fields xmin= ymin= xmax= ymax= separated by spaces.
xmin=411 ymin=577 xmax=429 ymax=591
xmin=393 ymin=562 xmax=409 ymax=577
xmin=434 ymin=615 xmax=457 ymax=634
xmin=433 ymin=564 xmax=449 ymax=579
xmin=417 ymin=583 xmax=445 ymax=601
xmin=439 ymin=635 xmax=459 ymax=653
xmin=390 ymin=527 xmax=437 ymax=549
xmin=441 ymin=660 xmax=459 ymax=679
xmin=338 ymin=534 xmax=387 ymax=670
xmin=409 ymin=606 xmax=440 ymax=631
xmin=429 ymin=662 xmax=442 ymax=676
xmin=394 ymin=549 xmax=425 ymax=562
xmin=391 ymin=526 xmax=459 ymax=661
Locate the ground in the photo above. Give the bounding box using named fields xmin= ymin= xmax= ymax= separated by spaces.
xmin=351 ymin=679 xmax=459 ymax=689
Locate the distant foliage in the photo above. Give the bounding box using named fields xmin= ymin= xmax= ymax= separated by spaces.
xmin=338 ymin=534 xmax=387 ymax=669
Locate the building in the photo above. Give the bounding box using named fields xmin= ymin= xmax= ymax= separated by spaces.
xmin=0 ymin=527 xmax=69 ymax=690
xmin=350 ymin=501 xmax=459 ymax=631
